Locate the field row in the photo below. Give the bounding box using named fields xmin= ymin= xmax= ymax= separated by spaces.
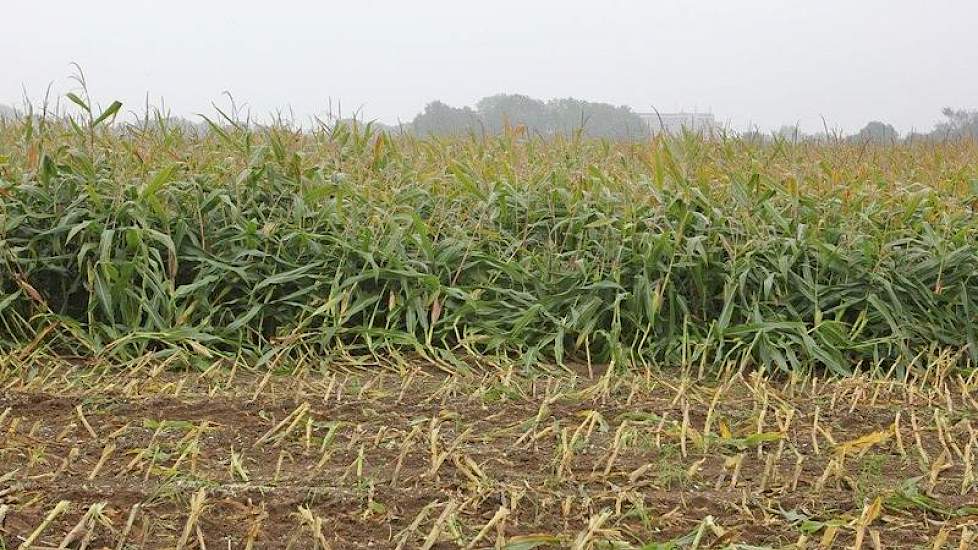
xmin=1 ymin=357 xmax=976 ymax=548
xmin=3 ymin=124 xmax=978 ymax=372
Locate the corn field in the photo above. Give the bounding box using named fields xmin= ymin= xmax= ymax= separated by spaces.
xmin=3 ymin=101 xmax=978 ymax=549
xmin=2 ymin=108 xmax=977 ymax=374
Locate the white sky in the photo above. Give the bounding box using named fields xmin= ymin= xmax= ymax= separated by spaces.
xmin=3 ymin=0 xmax=976 ymax=133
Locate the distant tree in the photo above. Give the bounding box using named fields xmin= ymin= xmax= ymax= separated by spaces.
xmin=739 ymin=127 xmax=767 ymax=143
xmin=409 ymin=93 xmax=670 ymax=139
xmin=931 ymin=108 xmax=978 ymax=139
xmin=904 ymin=131 xmax=932 ymax=143
xmin=475 ymin=94 xmax=551 ymax=135
xmin=0 ymin=104 xmax=18 ymax=120
xmin=774 ymin=125 xmax=806 ymax=142
xmin=851 ymin=121 xmax=899 ymax=143
xmin=411 ymin=101 xmax=481 ymax=136
xmin=547 ymin=98 xmax=648 ymax=139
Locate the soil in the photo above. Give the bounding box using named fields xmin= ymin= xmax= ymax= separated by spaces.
xmin=0 ymin=361 xmax=976 ymax=548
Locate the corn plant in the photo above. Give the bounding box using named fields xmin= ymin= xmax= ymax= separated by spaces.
xmin=1 ymin=99 xmax=977 ymax=373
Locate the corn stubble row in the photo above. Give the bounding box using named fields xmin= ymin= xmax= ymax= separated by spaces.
xmin=2 ymin=114 xmax=978 ymax=373
xmin=0 ymin=357 xmax=976 ymax=547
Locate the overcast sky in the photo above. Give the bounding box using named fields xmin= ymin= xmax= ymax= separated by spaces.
xmin=3 ymin=0 xmax=976 ymax=133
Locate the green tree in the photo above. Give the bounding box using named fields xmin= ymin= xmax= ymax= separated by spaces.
xmin=547 ymin=98 xmax=648 ymax=139
xmin=475 ymin=94 xmax=551 ymax=135
xmin=851 ymin=121 xmax=899 ymax=143
xmin=411 ymin=101 xmax=481 ymax=136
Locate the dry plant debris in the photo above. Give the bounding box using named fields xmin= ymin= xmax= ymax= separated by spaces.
xmin=0 ymin=356 xmax=975 ymax=548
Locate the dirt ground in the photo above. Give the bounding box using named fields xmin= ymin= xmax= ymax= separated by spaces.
xmin=0 ymin=358 xmax=976 ymax=548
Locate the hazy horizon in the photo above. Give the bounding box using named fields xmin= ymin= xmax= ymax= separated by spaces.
xmin=3 ymin=0 xmax=976 ymax=134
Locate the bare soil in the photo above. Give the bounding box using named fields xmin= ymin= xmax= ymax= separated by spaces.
xmin=1 ymin=361 xmax=976 ymax=548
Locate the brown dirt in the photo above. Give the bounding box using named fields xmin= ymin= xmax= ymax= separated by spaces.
xmin=0 ymin=361 xmax=976 ymax=548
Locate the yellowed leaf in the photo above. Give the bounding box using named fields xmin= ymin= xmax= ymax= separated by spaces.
xmin=835 ymin=430 xmax=891 ymax=456
xmin=719 ymin=418 xmax=732 ymax=439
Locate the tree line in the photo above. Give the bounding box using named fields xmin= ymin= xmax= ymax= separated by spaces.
xmin=3 ymin=96 xmax=978 ymax=142
xmin=752 ymin=108 xmax=978 ymax=144
xmin=409 ymin=94 xmax=651 ymax=139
